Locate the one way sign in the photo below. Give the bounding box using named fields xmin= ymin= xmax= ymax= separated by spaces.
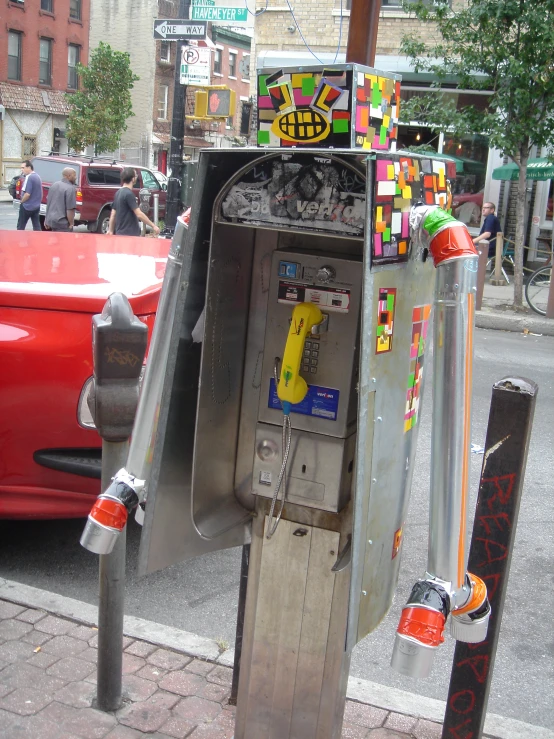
xmin=153 ymin=19 xmax=207 ymax=40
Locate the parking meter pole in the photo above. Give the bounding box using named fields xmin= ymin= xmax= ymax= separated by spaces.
xmin=153 ymin=193 xmax=159 ymax=228
xmin=442 ymin=377 xmax=538 ymax=739
xmin=97 ymin=439 xmax=129 ymax=712
xmin=164 ymin=0 xmax=192 ymax=236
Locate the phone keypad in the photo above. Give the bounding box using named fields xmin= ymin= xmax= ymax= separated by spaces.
xmin=302 ymin=339 xmax=320 ymax=375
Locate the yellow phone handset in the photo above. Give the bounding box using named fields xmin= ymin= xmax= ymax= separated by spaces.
xmin=277 ymin=302 xmax=323 ymax=414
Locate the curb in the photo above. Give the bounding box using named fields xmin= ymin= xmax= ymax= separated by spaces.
xmin=1 ymin=577 xmax=552 ymax=739
xmin=476 ymin=308 xmax=554 ymax=336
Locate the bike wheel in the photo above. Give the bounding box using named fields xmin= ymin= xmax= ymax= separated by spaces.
xmin=525 ymin=266 xmax=552 ymax=316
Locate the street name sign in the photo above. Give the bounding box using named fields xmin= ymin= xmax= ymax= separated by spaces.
xmin=153 ymin=20 xmax=207 ymax=40
xmin=181 ymin=45 xmax=211 ymax=85
xmin=191 ymin=6 xmax=248 ymax=23
xmin=192 ymin=0 xmax=215 ymax=5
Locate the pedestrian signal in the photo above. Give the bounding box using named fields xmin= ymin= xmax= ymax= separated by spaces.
xmin=193 ymin=87 xmax=236 ymax=119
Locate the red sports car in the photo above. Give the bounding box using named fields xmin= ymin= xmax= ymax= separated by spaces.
xmin=0 ymin=231 xmax=169 ymax=519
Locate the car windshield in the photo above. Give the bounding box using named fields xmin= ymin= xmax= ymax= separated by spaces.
xmin=32 ymin=159 xmax=81 ymax=184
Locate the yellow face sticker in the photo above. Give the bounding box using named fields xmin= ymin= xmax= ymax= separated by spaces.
xmin=271 ymin=109 xmax=331 ymax=144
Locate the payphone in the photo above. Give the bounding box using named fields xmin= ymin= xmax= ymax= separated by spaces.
xmin=81 ymin=61 xmax=490 ymax=739
xmin=253 ymin=248 xmax=361 ymax=518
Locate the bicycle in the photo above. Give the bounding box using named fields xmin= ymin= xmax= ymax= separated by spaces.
xmin=525 ymin=262 xmax=552 ymax=315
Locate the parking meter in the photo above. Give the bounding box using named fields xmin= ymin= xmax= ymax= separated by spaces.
xmin=138 ymin=187 xmax=151 ymax=214
xmin=80 ymin=292 xmax=147 ymax=554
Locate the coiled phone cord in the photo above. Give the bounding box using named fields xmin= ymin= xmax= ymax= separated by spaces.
xmin=267 ymin=359 xmax=292 ymax=539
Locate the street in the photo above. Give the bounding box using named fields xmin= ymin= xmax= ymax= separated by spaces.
xmin=0 ymin=211 xmax=553 ymax=728
xmin=0 ymin=201 xmax=89 ymax=231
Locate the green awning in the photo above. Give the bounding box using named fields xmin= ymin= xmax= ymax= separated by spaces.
xmin=492 ymin=157 xmax=554 ymax=181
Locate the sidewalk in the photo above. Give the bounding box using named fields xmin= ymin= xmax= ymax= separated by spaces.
xmin=476 ymin=281 xmax=554 ymax=337
xmin=2 ymin=581 xmax=553 ymax=739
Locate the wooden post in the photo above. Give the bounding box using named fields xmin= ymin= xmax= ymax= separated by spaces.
xmin=475 ymin=243 xmax=488 ymax=311
xmin=346 ymin=0 xmax=382 ymax=65
xmin=490 ymin=232 xmax=506 ymax=286
xmin=546 ymin=273 xmax=554 ymax=319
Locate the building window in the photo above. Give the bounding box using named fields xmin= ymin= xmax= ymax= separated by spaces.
xmin=240 ymin=53 xmax=250 ymax=80
xmin=8 ymin=32 xmax=22 ymax=82
xmin=214 ymin=48 xmax=222 ymax=75
xmin=39 ymin=38 xmax=52 ymax=86
xmin=160 ymin=41 xmax=170 ymax=62
xmin=68 ymin=44 xmax=80 ymax=89
xmin=41 ymin=0 xmax=53 ymax=11
xmin=158 ymin=84 xmax=169 ymax=120
xmin=23 ymin=135 xmax=37 ymax=158
xmin=229 ymin=52 xmax=237 ymax=78
xmin=69 ymin=0 xmax=81 ymax=20
xmin=226 ymin=116 xmax=233 ymax=130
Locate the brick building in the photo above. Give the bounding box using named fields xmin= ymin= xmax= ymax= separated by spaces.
xmin=0 ymin=0 xmax=90 ymax=186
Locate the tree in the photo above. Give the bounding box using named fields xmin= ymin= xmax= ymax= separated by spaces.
xmin=399 ymin=0 xmax=554 ymax=308
xmin=66 ymin=42 xmax=139 ymax=156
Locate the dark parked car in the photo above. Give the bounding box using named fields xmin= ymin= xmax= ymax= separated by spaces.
xmin=8 ymin=174 xmax=22 ymax=199
xmin=13 ymin=154 xmax=167 ymax=233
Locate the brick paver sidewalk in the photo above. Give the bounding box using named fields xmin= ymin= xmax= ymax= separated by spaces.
xmin=0 ymin=599 xmax=450 ymax=739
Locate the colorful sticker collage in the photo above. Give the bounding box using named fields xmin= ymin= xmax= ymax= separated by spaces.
xmin=404 ymin=304 xmax=432 ymax=433
xmin=374 ymin=157 xmax=450 ymax=263
xmin=354 ymin=73 xmax=401 ymax=151
xmin=375 ymin=288 xmax=397 ymax=354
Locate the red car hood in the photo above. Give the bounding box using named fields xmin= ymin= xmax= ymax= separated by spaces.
xmin=0 ymin=231 xmax=170 ymax=314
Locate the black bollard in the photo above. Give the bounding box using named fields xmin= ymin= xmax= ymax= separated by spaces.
xmin=442 ymin=377 xmax=538 ymax=739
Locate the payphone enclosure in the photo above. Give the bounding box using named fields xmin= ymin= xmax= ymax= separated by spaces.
xmin=136 ymin=147 xmax=448 ymax=648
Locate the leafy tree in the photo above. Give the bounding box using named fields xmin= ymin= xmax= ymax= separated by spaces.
xmin=66 ymin=42 xmax=139 ymax=156
xmin=399 ymin=0 xmax=554 ymax=308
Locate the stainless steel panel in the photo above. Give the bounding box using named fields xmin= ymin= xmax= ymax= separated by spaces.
xmin=258 ymin=249 xmax=362 ymax=438
xmin=252 ymin=423 xmax=356 ymax=512
xmin=233 ymin=228 xmax=279 ymax=510
xmin=137 ymin=154 xmax=254 ymax=575
xmin=190 ymin=223 xmax=255 ymax=539
xmin=127 ymin=218 xmax=186 ymax=483
xmin=348 ymin=156 xmax=437 ymax=647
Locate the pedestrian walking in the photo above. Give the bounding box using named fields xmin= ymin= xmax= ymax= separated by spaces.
xmin=16 ymin=160 xmax=43 ymax=231
xmin=108 ymin=167 xmax=160 ymax=237
xmin=473 ymin=202 xmax=501 ymax=256
xmin=45 ymin=167 xmax=77 ymax=232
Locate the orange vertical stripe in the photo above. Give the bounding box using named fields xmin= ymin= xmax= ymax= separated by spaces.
xmin=458 ymin=291 xmax=474 ymax=588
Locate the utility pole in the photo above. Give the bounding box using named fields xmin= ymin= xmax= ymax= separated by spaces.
xmin=346 ymin=0 xmax=382 ymax=65
xmin=164 ymin=0 xmax=192 ymax=234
